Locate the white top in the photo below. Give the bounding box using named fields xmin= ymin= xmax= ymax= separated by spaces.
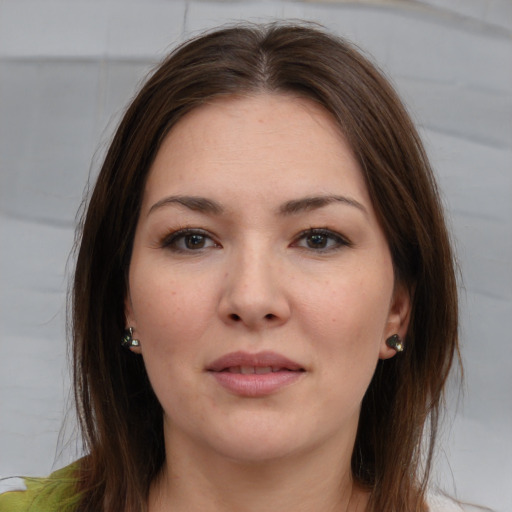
xmin=0 ymin=477 xmax=26 ymax=494
xmin=427 ymin=493 xmax=486 ymax=512
xmin=0 ymin=480 xmax=482 ymax=511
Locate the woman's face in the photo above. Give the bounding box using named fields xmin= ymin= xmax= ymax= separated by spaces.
xmin=126 ymin=94 xmax=410 ymax=463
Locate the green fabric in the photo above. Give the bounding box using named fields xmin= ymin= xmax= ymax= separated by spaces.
xmin=0 ymin=463 xmax=80 ymax=512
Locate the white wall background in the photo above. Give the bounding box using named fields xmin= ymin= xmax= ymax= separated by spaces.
xmin=0 ymin=1 xmax=511 ymax=510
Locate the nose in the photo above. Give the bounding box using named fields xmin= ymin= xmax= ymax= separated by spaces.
xmin=218 ymin=245 xmax=291 ymax=330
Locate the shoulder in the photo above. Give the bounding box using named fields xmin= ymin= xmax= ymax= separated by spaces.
xmin=427 ymin=493 xmax=491 ymax=512
xmin=0 ymin=477 xmax=36 ymax=512
xmin=0 ymin=463 xmax=80 ymax=512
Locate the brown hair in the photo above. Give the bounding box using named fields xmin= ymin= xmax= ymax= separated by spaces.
xmin=72 ymin=22 xmax=459 ymax=512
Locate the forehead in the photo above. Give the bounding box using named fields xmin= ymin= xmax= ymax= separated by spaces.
xmin=159 ymin=93 xmax=350 ymax=158
xmin=143 ymin=93 xmax=370 ymax=210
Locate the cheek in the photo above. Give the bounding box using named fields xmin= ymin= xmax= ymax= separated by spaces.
xmin=301 ymin=272 xmax=391 ymax=338
xmin=129 ymin=270 xmax=217 ymax=413
xmin=306 ymin=278 xmax=390 ymax=406
xmin=129 ymin=265 xmax=219 ymax=357
xmin=297 ymin=268 xmax=393 ymax=396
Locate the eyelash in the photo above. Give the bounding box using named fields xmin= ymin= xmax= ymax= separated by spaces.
xmin=293 ymin=228 xmax=352 ymax=252
xmin=160 ymin=227 xmax=351 ymax=254
xmin=160 ymin=228 xmax=220 ymax=253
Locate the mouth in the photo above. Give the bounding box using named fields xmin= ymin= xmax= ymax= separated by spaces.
xmin=206 ymin=350 xmax=305 ymax=373
xmin=221 ymin=366 xmax=302 ymax=374
xmin=206 ymin=351 xmax=305 ymax=397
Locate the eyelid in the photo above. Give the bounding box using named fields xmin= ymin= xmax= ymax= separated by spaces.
xmin=158 ymin=226 xmax=350 ymax=253
xmin=160 ymin=227 xmax=220 ymax=252
xmin=292 ymin=228 xmax=352 ymax=251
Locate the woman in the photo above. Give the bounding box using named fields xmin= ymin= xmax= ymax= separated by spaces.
xmin=0 ymin=23 xmax=461 ymax=512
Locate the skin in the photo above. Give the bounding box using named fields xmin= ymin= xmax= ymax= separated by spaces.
xmin=125 ymin=94 xmax=411 ymax=512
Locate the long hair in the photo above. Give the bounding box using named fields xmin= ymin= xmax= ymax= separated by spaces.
xmin=72 ymin=23 xmax=460 ymax=512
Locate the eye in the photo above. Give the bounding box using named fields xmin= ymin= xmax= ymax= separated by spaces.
xmin=162 ymin=229 xmax=219 ymax=252
xmin=294 ymin=228 xmax=350 ymax=252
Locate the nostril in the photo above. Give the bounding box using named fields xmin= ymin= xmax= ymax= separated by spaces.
xmin=264 ymin=313 xmax=276 ymax=320
xmin=230 ymin=313 xmax=241 ymax=321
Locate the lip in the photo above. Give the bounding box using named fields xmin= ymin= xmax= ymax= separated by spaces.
xmin=206 ymin=351 xmax=305 ymax=397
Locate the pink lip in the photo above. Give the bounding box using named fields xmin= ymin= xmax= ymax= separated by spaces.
xmin=206 ymin=351 xmax=305 ymax=397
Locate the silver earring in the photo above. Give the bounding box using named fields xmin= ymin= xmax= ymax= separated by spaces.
xmin=122 ymin=327 xmax=140 ymax=348
xmin=386 ymin=334 xmax=404 ymax=352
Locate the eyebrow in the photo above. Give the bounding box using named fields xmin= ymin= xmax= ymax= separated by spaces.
xmin=148 ymin=195 xmax=224 ymax=216
xmin=279 ymin=195 xmax=368 ymax=216
xmin=147 ymin=194 xmax=367 ymax=217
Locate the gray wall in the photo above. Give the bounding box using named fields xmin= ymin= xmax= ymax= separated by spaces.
xmin=0 ymin=1 xmax=511 ymax=510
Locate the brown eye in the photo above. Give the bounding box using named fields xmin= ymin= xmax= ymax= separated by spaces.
xmin=294 ymin=229 xmax=350 ymax=252
xmin=162 ymin=229 xmax=219 ymax=252
xmin=306 ymin=233 xmax=329 ymax=249
xmin=184 ymin=234 xmax=206 ymax=249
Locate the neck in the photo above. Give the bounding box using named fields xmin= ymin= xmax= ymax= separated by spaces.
xmin=149 ymin=431 xmax=369 ymax=512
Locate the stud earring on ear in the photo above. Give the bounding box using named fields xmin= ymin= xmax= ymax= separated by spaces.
xmin=121 ymin=327 xmax=140 ymax=349
xmin=386 ymin=334 xmax=404 ymax=352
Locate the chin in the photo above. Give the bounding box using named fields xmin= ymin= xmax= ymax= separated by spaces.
xmin=211 ymin=437 xmax=304 ymax=465
xmin=198 ymin=414 xmax=321 ymax=465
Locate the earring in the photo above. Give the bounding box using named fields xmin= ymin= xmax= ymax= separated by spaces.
xmin=386 ymin=334 xmax=404 ymax=352
xmin=121 ymin=327 xmax=140 ymax=348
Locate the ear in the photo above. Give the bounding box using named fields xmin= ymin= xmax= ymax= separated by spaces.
xmin=379 ymin=282 xmax=412 ymax=360
xmin=124 ymin=290 xmax=142 ymax=354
